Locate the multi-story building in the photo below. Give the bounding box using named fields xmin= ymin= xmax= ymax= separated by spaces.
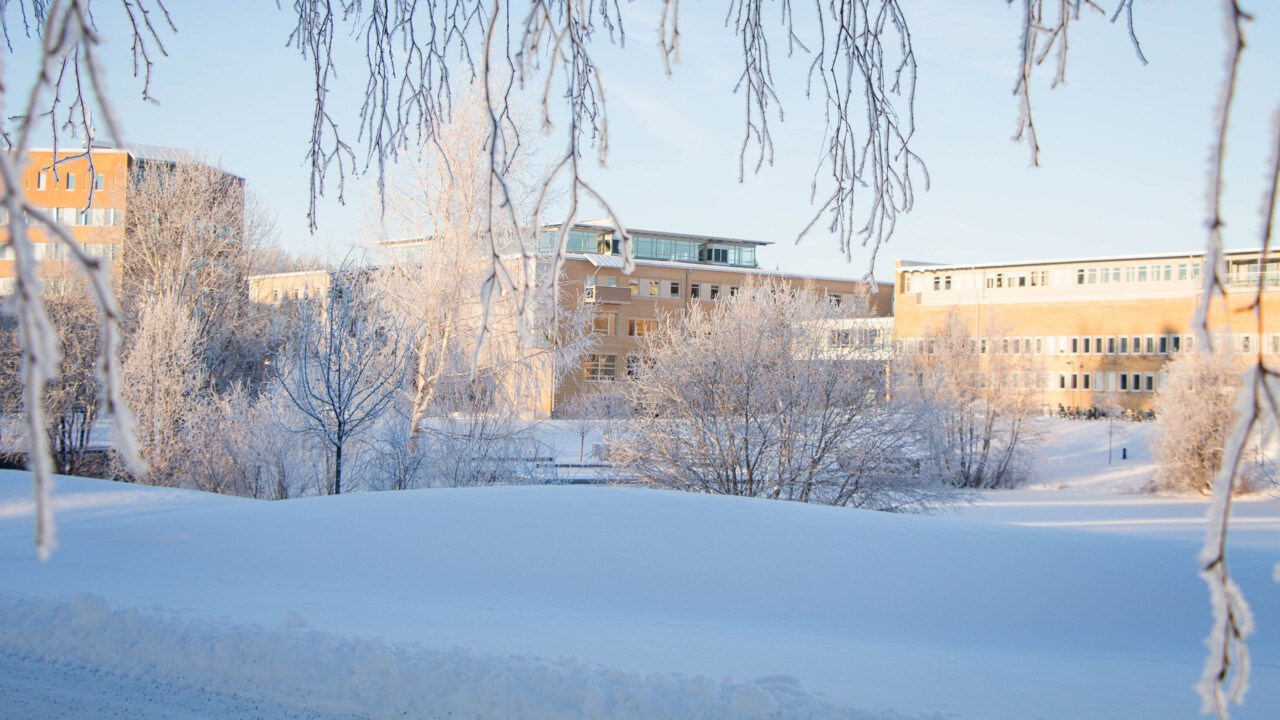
xmin=551 ymin=222 xmax=893 ymax=409
xmin=0 ymin=144 xmax=239 ymax=294
xmin=893 ymin=249 xmax=1280 ymax=412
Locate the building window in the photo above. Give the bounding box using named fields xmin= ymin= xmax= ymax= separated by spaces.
xmin=829 ymin=293 xmax=843 ymax=306
xmin=94 ymin=173 xmax=105 ymax=191
xmin=1138 ymin=266 xmax=1148 ymax=282
xmin=36 ymin=172 xmax=46 ymax=190
xmin=272 ymin=289 xmax=281 ymax=302
xmin=66 ymin=173 xmax=75 ymax=190
xmin=1071 ymin=337 xmax=1079 ymax=354
xmin=690 ymin=283 xmax=700 ymax=299
xmin=1241 ymin=334 xmax=1252 ymax=353
xmin=1077 ymin=269 xmax=1085 ymax=285
xmin=649 ymin=280 xmax=660 ymax=295
xmin=1172 ymin=335 xmax=1182 ymax=353
xmin=1132 ymin=373 xmax=1141 ymax=391
xmin=1107 ymin=337 xmax=1116 ymax=354
xmin=669 ymin=282 xmax=680 ymax=297
xmin=709 ymin=285 xmax=720 ymax=300
xmin=1131 ymin=336 xmax=1140 ymax=354
xmin=628 ymin=280 xmax=638 ymax=295
xmin=1082 ymin=337 xmax=1091 ymax=354
xmin=1145 ymin=336 xmax=1155 ymax=354
xmin=1035 ymin=338 xmax=1044 ymax=354
xmin=1119 ymin=373 xmax=1129 ymax=391
xmin=944 ymin=275 xmax=953 ymax=290
xmin=1059 ymin=374 xmax=1066 ymax=390
xmin=591 ymin=312 xmax=617 ymax=335
xmin=729 ymin=286 xmax=739 ymax=297
xmin=1082 ymin=374 xmax=1091 ymax=390
xmin=629 ymin=319 xmax=657 ymax=337
xmin=933 ymin=276 xmax=941 ymax=291
xmin=1158 ymin=336 xmax=1168 ymax=354
xmin=583 ymin=354 xmax=617 ymax=381
xmin=1087 ymin=268 xmax=1097 ymax=284
xmin=605 ymin=277 xmax=617 ymax=287
xmin=1145 ymin=373 xmax=1155 ymax=392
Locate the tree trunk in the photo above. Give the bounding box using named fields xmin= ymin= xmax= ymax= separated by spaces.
xmin=334 ymin=441 xmax=343 ymax=495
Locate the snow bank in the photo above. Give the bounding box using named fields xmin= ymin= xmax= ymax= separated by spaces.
xmin=0 ymin=593 xmax=895 ymax=720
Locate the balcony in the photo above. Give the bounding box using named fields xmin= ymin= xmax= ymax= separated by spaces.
xmin=584 ymin=285 xmax=632 ymax=304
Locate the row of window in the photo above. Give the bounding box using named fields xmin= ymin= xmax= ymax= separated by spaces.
xmin=1059 ymin=371 xmax=1159 ymax=393
xmin=34 ymin=171 xmax=108 ymax=192
xmin=587 ymin=276 xmax=744 ymax=301
xmin=0 ymin=206 xmax=124 ymax=227
xmin=1075 ymin=263 xmax=1202 ymax=286
xmin=903 ymin=332 xmax=1279 ymax=357
xmin=906 ymin=261 xmax=1209 ymax=294
xmin=0 ymin=241 xmax=119 ymax=262
xmin=549 ymin=231 xmax=759 ymax=268
xmin=829 ymin=328 xmax=888 ymax=349
xmin=897 ymin=333 xmax=1202 ymax=357
xmin=270 ymin=285 xmax=317 ymax=302
xmin=590 ymin=312 xmax=657 ymax=337
xmin=582 ymin=353 xmax=656 ymax=381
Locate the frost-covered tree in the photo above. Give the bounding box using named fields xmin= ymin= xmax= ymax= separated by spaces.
xmin=1151 ymin=343 xmax=1261 ymax=495
xmin=613 ymin=278 xmax=951 ymax=512
xmin=276 ymin=271 xmax=407 ymax=495
xmin=897 ymin=311 xmax=1041 ymax=490
xmin=123 ymin=156 xmax=275 ymax=390
xmin=118 ymin=293 xmax=207 ymax=487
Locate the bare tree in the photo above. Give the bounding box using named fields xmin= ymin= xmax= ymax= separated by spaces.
xmin=612 ymin=278 xmax=951 ymax=511
xmin=555 ymin=387 xmax=624 ymax=463
xmin=0 ymin=275 xmax=102 ymax=476
xmin=276 ymin=270 xmax=407 ymax=495
xmin=897 ymin=311 xmax=1042 ymax=490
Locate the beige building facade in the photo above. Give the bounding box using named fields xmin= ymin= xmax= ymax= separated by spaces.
xmin=552 ymin=222 xmax=893 ymax=410
xmin=894 ymin=250 xmax=1280 ymax=412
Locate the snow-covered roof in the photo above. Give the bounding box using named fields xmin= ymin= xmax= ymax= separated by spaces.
xmin=549 ymin=221 xmax=774 ymax=247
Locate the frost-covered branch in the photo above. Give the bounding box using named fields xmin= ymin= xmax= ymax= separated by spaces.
xmin=0 ymin=0 xmax=168 ymax=558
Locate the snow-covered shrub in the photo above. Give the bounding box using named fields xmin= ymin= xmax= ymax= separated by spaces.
xmin=612 ymin=278 xmax=954 ymax=512
xmin=896 ymin=311 xmax=1041 ymax=490
xmin=1151 ymin=344 xmax=1272 ymax=494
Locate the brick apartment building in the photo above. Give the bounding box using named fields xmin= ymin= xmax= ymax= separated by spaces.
xmin=0 ymin=145 xmax=241 ymax=294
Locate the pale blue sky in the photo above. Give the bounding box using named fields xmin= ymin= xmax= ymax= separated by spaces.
xmin=6 ymin=1 xmax=1279 ymax=281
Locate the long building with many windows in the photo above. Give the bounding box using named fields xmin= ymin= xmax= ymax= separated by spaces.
xmin=893 ymin=249 xmax=1280 ymax=412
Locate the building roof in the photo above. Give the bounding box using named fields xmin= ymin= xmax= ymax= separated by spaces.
xmin=896 ymin=248 xmax=1270 ymax=274
xmin=30 ymin=143 xmax=244 ymax=179
xmin=551 ymin=221 xmax=774 ymax=247
xmin=570 ymin=252 xmax=890 ymax=288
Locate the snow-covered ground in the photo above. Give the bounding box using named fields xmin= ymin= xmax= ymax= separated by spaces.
xmin=1 ymin=418 xmax=1277 ymax=719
